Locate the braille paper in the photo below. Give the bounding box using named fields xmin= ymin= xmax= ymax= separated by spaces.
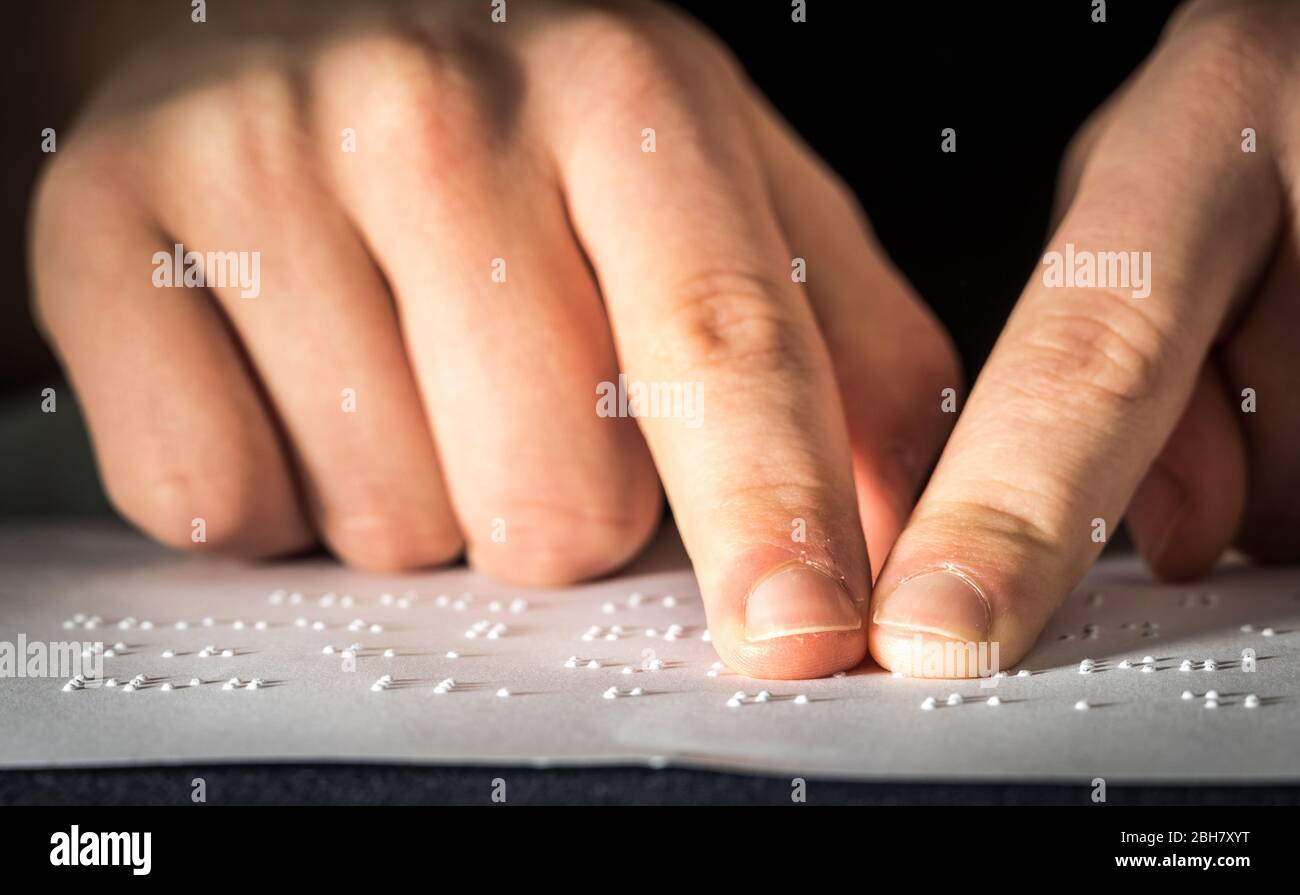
xmin=1 ymin=522 xmax=1298 ymax=782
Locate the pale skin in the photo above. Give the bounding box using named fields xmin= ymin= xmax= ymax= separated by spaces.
xmin=29 ymin=0 xmax=1300 ymax=680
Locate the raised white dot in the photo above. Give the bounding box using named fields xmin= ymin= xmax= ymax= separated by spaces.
xmin=986 ymin=696 xmax=1001 ymax=706
xmin=1244 ymin=694 xmax=1259 ymax=709
xmin=947 ymin=693 xmax=963 ymax=706
xmin=1142 ymin=655 xmax=1155 ymax=665
xmin=1205 ymin=689 xmax=1219 ymax=700
xmin=383 ymin=649 xmax=396 ymax=658
xmin=496 ymin=688 xmax=511 ymax=698
xmin=1204 ymin=699 xmax=1218 ymax=709
xmin=509 ymin=599 xmax=528 ymax=614
xmin=369 ymin=624 xmax=383 ymax=634
xmin=630 ymin=687 xmax=644 ymax=697
xmin=160 ymin=682 xmax=173 ymax=691
xmin=621 ymin=666 xmax=634 ymax=675
xmin=161 ymin=650 xmax=174 ymax=658
xmin=254 ymin=620 xmax=268 ymax=631
xmin=380 ymin=593 xmax=394 ymax=606
xmin=603 ymin=687 xmax=619 ymax=700
xmin=1074 ymin=699 xmax=1089 ymax=711
xmin=189 ymin=678 xmax=200 ymax=687
xmin=221 ymin=649 xmax=234 ymax=658
xmin=312 ymin=621 xmax=326 ymax=631
xmin=1141 ymin=664 xmax=1155 ymax=673
xmin=726 ymin=697 xmax=742 ymax=708
xmin=1203 ymin=659 xmax=1217 ymax=671
xmin=1117 ymin=659 xmax=1132 ymax=670
xmin=1179 ymin=659 xmax=1193 ymax=672
xmin=201 ymin=617 xmax=214 ymax=627
xmin=105 ymin=678 xmax=118 ymax=688
xmin=663 ymin=596 xmax=677 ymax=608
xmin=1240 ymin=624 xmax=1254 ymax=633
xmin=755 ymin=690 xmax=771 ymax=703
xmin=322 ymin=645 xmax=335 ymax=655
xmin=1017 ymin=669 xmax=1031 ymax=677
xmin=1262 ymin=627 xmax=1276 ymax=637
xmin=586 ymin=660 xmax=600 ymax=670
xmin=232 ymin=620 xmax=245 ymax=630
xmin=793 ymin=694 xmax=808 ymax=705
xmin=920 ymin=697 xmax=936 ymax=711
xmin=564 ymin=657 xmax=579 ymax=668
xmin=601 ymin=602 xmax=616 ymax=614
xmin=445 ymin=651 xmax=459 ymax=659
xmin=1181 ymin=690 xmax=1194 ymax=700
xmin=627 ymin=592 xmax=643 ymax=607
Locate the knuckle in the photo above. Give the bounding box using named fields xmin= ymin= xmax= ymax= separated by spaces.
xmin=653 ymin=270 xmax=811 ymax=381
xmin=473 ymin=494 xmax=661 ymax=586
xmin=325 ymin=502 xmax=463 ymax=572
xmin=1002 ymin=299 xmax=1171 ymax=410
xmin=108 ymin=468 xmax=268 ymax=556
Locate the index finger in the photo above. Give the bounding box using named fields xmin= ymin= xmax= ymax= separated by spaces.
xmin=538 ymin=17 xmax=870 ymax=678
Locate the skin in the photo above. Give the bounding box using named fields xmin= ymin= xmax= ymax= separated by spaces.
xmin=28 ymin=0 xmax=1300 ymax=680
xmin=870 ymin=0 xmax=1300 ymax=676
xmin=29 ymin=0 xmax=958 ymax=681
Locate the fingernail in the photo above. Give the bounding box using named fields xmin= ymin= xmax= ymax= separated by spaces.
xmin=872 ymin=570 xmax=991 ymax=643
xmin=744 ymin=563 xmax=862 ymax=642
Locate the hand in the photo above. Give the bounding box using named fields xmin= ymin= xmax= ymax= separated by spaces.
xmin=31 ymin=0 xmax=958 ymax=679
xmin=869 ymin=0 xmax=1300 ymax=676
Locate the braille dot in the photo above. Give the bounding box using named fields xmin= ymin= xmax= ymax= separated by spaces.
xmin=1017 ymin=669 xmax=1030 ymax=677
xmin=706 ymin=669 xmax=719 ymax=677
xmin=663 ymin=596 xmax=677 ymax=608
xmin=564 ymin=657 xmax=579 ymax=668
xmin=320 ymin=593 xmax=336 ymax=607
xmin=986 ymin=696 xmax=1001 ymax=706
xmin=189 ymin=678 xmax=200 ymax=687
xmin=445 ymin=651 xmax=459 ymax=659
xmin=122 ymin=684 xmax=135 ymax=692
xmin=496 ymin=688 xmax=511 ymax=698
xmin=726 ymin=697 xmax=742 ymax=708
xmin=341 ymin=649 xmax=355 ymax=660
xmin=1205 ymin=689 xmax=1219 ymax=700
xmin=1244 ymin=694 xmax=1259 ymax=709
xmin=221 ymin=649 xmax=234 ymax=658
xmin=232 ymin=620 xmax=245 ymax=630
xmin=103 ymin=649 xmax=116 ymax=658
xmin=1117 ymin=659 xmax=1132 ymax=670
xmin=202 ymin=617 xmax=214 ymax=627
xmin=255 ymin=620 xmax=267 ymax=631
xmin=105 ymin=679 xmax=118 ymax=688
xmin=322 ymin=645 xmax=335 ymax=655
xmin=1262 ymin=627 xmax=1275 ymax=637
xmin=139 ymin=620 xmax=152 ymax=631
xmin=1141 ymin=664 xmax=1155 ymax=673
xmin=397 ymin=598 xmax=411 ymax=609
xmin=947 ymin=693 xmax=963 ymax=706
xmin=175 ymin=621 xmax=188 ymax=630
xmin=380 ymin=593 xmax=394 ymax=606
xmin=1240 ymin=624 xmax=1253 ymax=633
xmin=160 ymin=683 xmax=173 ymax=691
xmin=509 ymin=599 xmax=528 ymax=614
xmin=289 ymin=592 xmax=303 ymax=605
xmin=610 ymin=624 xmax=625 ymax=635
xmin=1204 ymin=699 xmax=1218 ymax=709
xmin=586 ymin=660 xmax=600 ymax=670
xmin=920 ymin=697 xmax=936 ymax=711
xmin=465 ymin=630 xmax=478 ymax=639
xmin=644 ymin=628 xmax=658 ymax=638
xmin=72 ymin=613 xmax=86 ymax=623
xmin=161 ymin=650 xmax=174 ymax=658
xmin=1179 ymin=660 xmax=1193 ymax=672
xmin=1181 ymin=690 xmax=1194 ymax=700
xmin=312 ymin=621 xmax=326 ymax=631
xmin=1074 ymin=699 xmax=1089 ymax=711
xmin=621 ymin=666 xmax=634 ymax=675
xmin=1141 ymin=655 xmax=1155 ymax=665
xmin=435 ymin=595 xmax=450 ymax=607
xmin=793 ymin=694 xmax=808 ymax=705
xmin=1203 ymin=659 xmax=1216 ymax=671
xmin=630 ymin=687 xmax=644 ymax=697
xmin=369 ymin=624 xmax=383 ymax=634
xmin=604 ymin=633 xmax=618 ymax=641
xmin=383 ymin=649 xmax=396 ymax=658
xmin=627 ymin=593 xmax=643 ymax=608
xmin=755 ymin=690 xmax=771 ymax=703
xmin=61 ymin=621 xmax=74 ymax=630
xmin=340 ymin=596 xmax=354 ymax=608
xmin=268 ymin=591 xmax=285 ymax=605
xmin=295 ymin=618 xmax=309 ymax=628
xmin=601 ymin=602 xmax=616 ymax=614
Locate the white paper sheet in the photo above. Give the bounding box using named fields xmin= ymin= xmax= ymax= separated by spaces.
xmin=1 ymin=522 xmax=1297 ymax=781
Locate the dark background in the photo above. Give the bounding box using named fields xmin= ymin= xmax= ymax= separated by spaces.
xmin=1 ymin=1 xmax=1219 ymax=804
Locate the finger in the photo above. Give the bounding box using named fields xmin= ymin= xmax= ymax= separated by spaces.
xmin=539 ymin=18 xmax=870 ymax=678
xmin=152 ymin=85 xmax=464 ymax=571
xmin=314 ymin=36 xmax=663 ymax=584
xmin=1223 ymin=223 xmax=1300 ymax=560
xmin=746 ymin=92 xmax=960 ymax=579
xmin=869 ymin=26 xmax=1285 ymax=675
xmin=30 ymin=149 xmax=311 ymax=556
xmin=1125 ymin=363 xmax=1246 ymax=581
